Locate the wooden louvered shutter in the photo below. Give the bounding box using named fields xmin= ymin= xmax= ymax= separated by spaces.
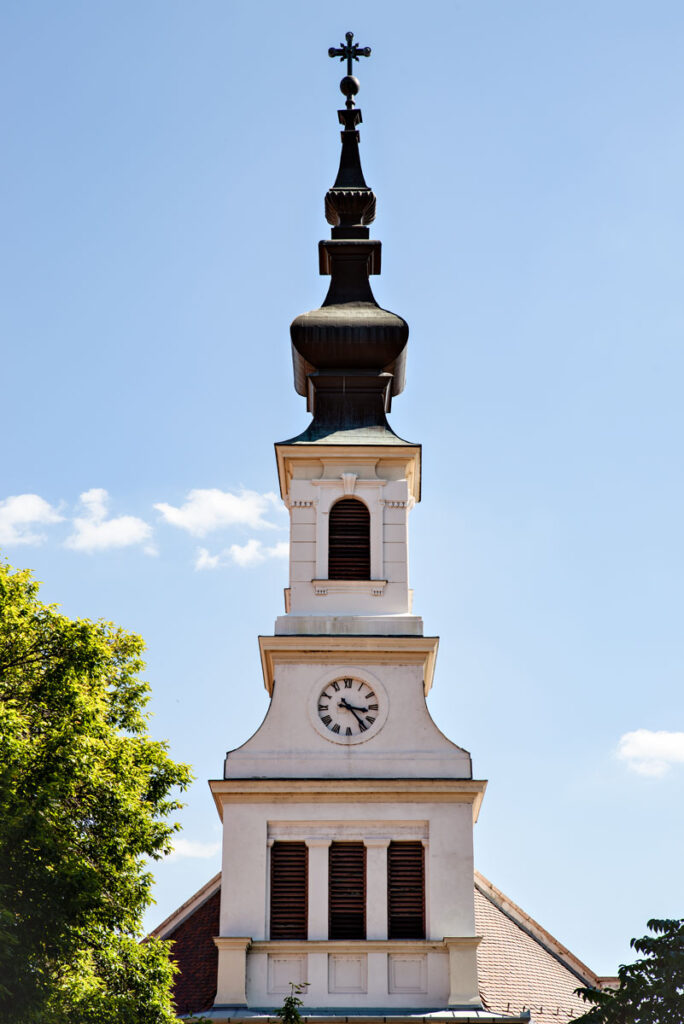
xmin=328 ymin=499 xmax=370 ymax=580
xmin=329 ymin=842 xmax=366 ymax=939
xmin=387 ymin=841 xmax=425 ymax=939
xmin=270 ymin=841 xmax=308 ymax=940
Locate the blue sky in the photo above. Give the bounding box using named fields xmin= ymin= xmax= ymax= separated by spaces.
xmin=2 ymin=0 xmax=684 ymax=976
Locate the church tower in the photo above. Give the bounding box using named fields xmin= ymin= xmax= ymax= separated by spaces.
xmin=207 ymin=36 xmax=521 ymax=1021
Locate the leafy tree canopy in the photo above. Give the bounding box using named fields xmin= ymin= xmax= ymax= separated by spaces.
xmin=0 ymin=560 xmax=192 ymax=1023
xmin=574 ymin=917 xmax=684 ymax=1024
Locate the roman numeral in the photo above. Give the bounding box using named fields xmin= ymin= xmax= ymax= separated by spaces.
xmin=344 ymin=678 xmax=353 ymax=688
xmin=368 ymin=703 xmax=378 ymax=711
xmin=366 ymin=716 xmax=376 ymax=725
xmin=322 ymin=692 xmax=331 ymax=700
xmin=318 ymin=704 xmax=328 ymax=711
xmin=346 ymin=727 xmax=352 ymax=736
xmin=358 ymin=720 xmax=367 ymax=732
xmin=332 ymin=723 xmax=340 ymax=733
xmin=321 ymin=715 xmax=332 ymax=726
xmin=365 ymin=690 xmax=375 ymax=700
xmin=331 ymin=680 xmax=340 ymax=691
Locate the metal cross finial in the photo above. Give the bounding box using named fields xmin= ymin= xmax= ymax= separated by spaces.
xmin=328 ymin=31 xmax=371 ymax=76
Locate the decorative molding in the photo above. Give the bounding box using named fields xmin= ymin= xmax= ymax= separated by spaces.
xmin=214 ymin=937 xmax=253 ymax=951
xmin=258 ymin=635 xmax=439 ymax=697
xmin=268 ymin=953 xmax=306 ymax=994
xmin=310 ymin=477 xmax=386 ymax=489
xmin=341 ymin=472 xmax=357 ymax=495
xmin=381 ymin=498 xmax=415 ymax=510
xmin=210 ymin=778 xmax=487 ymax=820
xmin=268 ymin=822 xmax=427 ymax=844
xmin=388 ymin=953 xmax=428 ymax=994
xmin=249 ymin=939 xmax=448 ymax=955
xmin=258 ymin=634 xmax=440 ymax=698
xmin=274 ymin=444 xmax=422 ymax=507
xmin=312 ymin=579 xmax=387 ymax=597
xmin=328 ymin=953 xmax=367 ymax=994
xmin=288 ymin=499 xmax=317 ymax=508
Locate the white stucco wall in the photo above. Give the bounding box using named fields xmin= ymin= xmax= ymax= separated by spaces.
xmin=224 ymin=660 xmax=472 ymax=780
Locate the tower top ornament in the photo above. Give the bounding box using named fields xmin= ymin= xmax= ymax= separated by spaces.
xmin=328 ymin=31 xmax=371 ymax=109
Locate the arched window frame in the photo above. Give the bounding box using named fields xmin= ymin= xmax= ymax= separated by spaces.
xmin=327 ymin=497 xmax=371 ymax=581
xmin=312 ymin=480 xmax=387 ymax=581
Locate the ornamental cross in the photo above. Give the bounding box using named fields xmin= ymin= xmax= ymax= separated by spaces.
xmin=328 ymin=31 xmax=371 ymax=76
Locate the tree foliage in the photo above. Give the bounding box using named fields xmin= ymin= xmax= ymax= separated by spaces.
xmin=275 ymin=982 xmax=310 ymax=1024
xmin=574 ymin=917 xmax=684 ymax=1023
xmin=0 ymin=560 xmax=192 ymax=1023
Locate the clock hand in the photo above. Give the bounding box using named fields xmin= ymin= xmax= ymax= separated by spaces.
xmin=338 ymin=698 xmax=369 ymax=729
xmin=339 ymin=698 xmax=368 ymax=713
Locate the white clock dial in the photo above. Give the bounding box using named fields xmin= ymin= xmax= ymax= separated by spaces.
xmin=317 ymin=676 xmax=381 ymax=738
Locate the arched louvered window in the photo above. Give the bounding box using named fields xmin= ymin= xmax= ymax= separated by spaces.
xmin=328 ymin=498 xmax=370 ymax=580
xmin=387 ymin=841 xmax=425 ymax=939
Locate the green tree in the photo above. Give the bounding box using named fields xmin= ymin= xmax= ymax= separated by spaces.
xmin=574 ymin=918 xmax=684 ymax=1023
xmin=0 ymin=559 xmax=192 ymax=1023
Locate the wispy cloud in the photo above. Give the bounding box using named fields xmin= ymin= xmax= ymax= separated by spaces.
xmin=155 ymin=488 xmax=282 ymax=536
xmin=616 ymin=729 xmax=684 ymax=777
xmin=195 ymin=539 xmax=289 ymax=570
xmin=168 ymin=838 xmax=221 ymax=860
xmin=65 ymin=489 xmax=154 ymax=554
xmin=0 ymin=494 xmax=63 ymax=546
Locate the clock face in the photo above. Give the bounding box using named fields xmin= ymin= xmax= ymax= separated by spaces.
xmin=316 ymin=676 xmax=382 ymax=740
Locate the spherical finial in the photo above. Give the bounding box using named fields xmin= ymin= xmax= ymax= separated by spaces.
xmin=340 ymin=75 xmax=360 ymax=99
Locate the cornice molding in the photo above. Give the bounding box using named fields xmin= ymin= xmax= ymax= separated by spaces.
xmin=258 ymin=634 xmax=439 ymax=697
xmin=275 ymin=444 xmax=421 ymax=504
xmin=209 ymin=778 xmax=487 ymax=821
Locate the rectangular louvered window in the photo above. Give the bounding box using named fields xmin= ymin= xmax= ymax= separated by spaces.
xmin=387 ymin=841 xmax=425 ymax=939
xmin=270 ymin=841 xmax=308 ymax=940
xmin=329 ymin=841 xmax=366 ymax=939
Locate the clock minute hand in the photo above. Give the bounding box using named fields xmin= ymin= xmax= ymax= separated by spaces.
xmin=339 ymin=697 xmax=368 ymax=727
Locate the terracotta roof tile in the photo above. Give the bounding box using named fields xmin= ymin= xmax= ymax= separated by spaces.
xmin=474 ymin=877 xmax=591 ymax=1023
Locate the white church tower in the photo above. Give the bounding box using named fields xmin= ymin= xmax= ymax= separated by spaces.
xmin=208 ymin=35 xmax=527 ymax=1022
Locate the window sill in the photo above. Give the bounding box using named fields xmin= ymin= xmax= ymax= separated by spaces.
xmin=312 ymin=579 xmax=387 ymax=597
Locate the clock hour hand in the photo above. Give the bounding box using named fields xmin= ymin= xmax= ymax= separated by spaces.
xmin=339 ymin=697 xmax=368 ymax=713
xmin=338 ymin=697 xmax=368 ymax=728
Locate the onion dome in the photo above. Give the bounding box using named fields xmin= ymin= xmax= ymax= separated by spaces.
xmin=288 ymin=34 xmax=409 ymax=441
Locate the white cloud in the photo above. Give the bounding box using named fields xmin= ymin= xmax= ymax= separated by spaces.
xmin=195 ymin=539 xmax=289 ymax=570
xmin=65 ymin=488 xmax=153 ymax=554
xmin=616 ymin=729 xmax=684 ymax=777
xmin=155 ymin=488 xmax=282 ymax=536
xmin=168 ymin=838 xmax=221 ymax=861
xmin=195 ymin=547 xmax=221 ymax=570
xmin=0 ymin=493 xmax=63 ymax=546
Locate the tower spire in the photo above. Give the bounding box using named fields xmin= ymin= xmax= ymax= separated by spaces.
xmin=287 ymin=34 xmax=409 ymax=443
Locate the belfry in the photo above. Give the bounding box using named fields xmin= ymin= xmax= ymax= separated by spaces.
xmin=154 ymin=36 xmax=613 ymax=1024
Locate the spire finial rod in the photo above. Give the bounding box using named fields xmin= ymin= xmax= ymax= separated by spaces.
xmin=328 ymin=31 xmax=371 ymax=108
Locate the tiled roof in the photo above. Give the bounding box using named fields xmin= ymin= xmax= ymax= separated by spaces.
xmin=474 ymin=873 xmax=600 ymax=1023
xmin=153 ymin=873 xmax=612 ymax=1022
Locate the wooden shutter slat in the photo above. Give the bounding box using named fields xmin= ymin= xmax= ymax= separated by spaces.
xmin=328 ymin=499 xmax=370 ymax=580
xmin=270 ymin=842 xmax=307 ymax=940
xmin=388 ymin=841 xmax=425 ymax=939
xmin=329 ymin=842 xmax=366 ymax=940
